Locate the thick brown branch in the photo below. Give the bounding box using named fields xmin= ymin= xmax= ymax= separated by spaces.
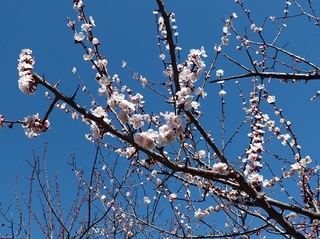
xmin=266 ymin=196 xmax=320 ymax=220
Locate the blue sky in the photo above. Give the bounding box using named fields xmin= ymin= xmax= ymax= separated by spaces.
xmin=1 ymin=0 xmax=320 ymax=237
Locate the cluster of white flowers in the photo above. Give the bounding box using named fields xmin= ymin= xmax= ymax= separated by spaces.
xmin=277 ymin=133 xmax=291 ymax=146
xmin=243 ymin=93 xmax=276 ymax=186
xmin=194 ymin=203 xmax=231 ymax=218
xmin=251 ymin=23 xmax=263 ymax=33
xmin=283 ymin=155 xmax=312 ymax=179
xmin=194 ymin=207 xmax=212 ymax=218
xmin=214 ymin=12 xmax=237 ymax=52
xmin=158 ymin=112 xmax=183 ymax=146
xmin=211 ymin=162 xmax=228 ymax=175
xmin=156 ymin=11 xmax=179 ymax=51
xmin=134 ymin=112 xmax=183 ymax=149
xmin=184 ymin=173 xmax=204 ymax=188
xmin=107 ymin=91 xmax=145 ymax=125
xmin=134 ymin=129 xmax=158 ymax=150
xmin=158 ymin=16 xmax=167 ymax=40
xmin=22 ymin=114 xmax=50 ymax=138
xmin=262 ymin=176 xmax=280 ymax=188
xmin=17 ymin=49 xmax=36 ymax=94
xmin=73 ymin=0 xmax=84 ymax=10
xmin=174 ymin=47 xmax=207 ymax=110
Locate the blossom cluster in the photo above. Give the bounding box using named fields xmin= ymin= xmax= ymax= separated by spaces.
xmin=214 ymin=12 xmax=237 ymax=52
xmin=17 ymin=49 xmax=36 ymax=94
xmin=243 ymin=93 xmax=266 ymax=185
xmin=156 ymin=12 xmax=179 ymax=51
xmin=134 ymin=112 xmax=183 ymax=150
xmin=174 ymin=47 xmax=208 ymax=110
xmin=22 ymin=114 xmax=50 ymax=138
xmin=283 ymin=155 xmax=312 ymax=179
xmin=194 ymin=203 xmax=231 ymax=218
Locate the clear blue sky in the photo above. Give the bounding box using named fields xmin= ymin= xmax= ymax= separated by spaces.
xmin=1 ymin=0 xmax=320 ymax=237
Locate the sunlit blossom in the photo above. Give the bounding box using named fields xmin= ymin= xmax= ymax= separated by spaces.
xmin=74 ymin=32 xmax=85 ymax=41
xmin=168 ymin=193 xmax=177 ymax=203
xmin=219 ymin=90 xmax=227 ymax=96
xmin=267 ymin=95 xmax=275 ymax=104
xmin=212 ymin=162 xmax=228 ymax=175
xmin=144 ymin=196 xmax=151 ymax=204
xmin=134 ymin=129 xmax=158 ymax=150
xmin=22 ymin=114 xmax=50 ymax=138
xmin=216 ymin=69 xmax=224 ymax=77
xmin=17 ymin=49 xmax=36 ymax=94
xmin=129 ymin=114 xmax=144 ymax=129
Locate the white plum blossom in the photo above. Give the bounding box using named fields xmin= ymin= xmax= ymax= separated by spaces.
xmin=278 ymin=133 xmax=290 ymax=146
xmin=267 ymin=95 xmax=275 ymax=104
xmin=119 ymin=99 xmax=135 ymax=113
xmin=89 ymin=16 xmax=95 ymax=26
xmin=91 ymin=106 xmax=110 ymax=123
xmin=262 ymin=179 xmax=273 ymax=188
xmin=194 ymin=208 xmax=210 ymax=218
xmin=74 ymin=32 xmax=85 ymax=41
xmin=97 ymin=75 xmax=110 ymax=95
xmin=144 ymin=196 xmax=151 ymax=204
xmin=219 ymin=90 xmax=227 ymax=97
xmin=93 ymin=58 xmax=108 ymax=71
xmin=129 ymin=114 xmax=144 ymax=129
xmin=168 ymin=193 xmax=177 ymax=203
xmin=247 ymin=172 xmax=263 ymax=183
xmin=81 ymin=23 xmax=92 ymax=32
xmin=195 ymin=87 xmax=207 ymax=98
xmin=187 ymin=47 xmax=207 ymax=72
xmin=90 ymin=122 xmax=101 ymax=138
xmin=151 ymin=170 xmax=157 ymax=177
xmin=92 ymin=37 xmax=99 ymax=45
xmin=159 ymin=53 xmax=165 ymax=60
xmin=83 ymin=48 xmax=94 ymax=61
xmin=286 ymin=212 xmax=297 ymax=219
xmin=251 ymin=23 xmax=263 ymax=33
xmin=73 ymin=0 xmax=84 ymax=10
xmin=108 ymin=92 xmax=125 ymax=110
xmin=196 ymin=150 xmax=206 ymax=159
xmin=100 ymin=195 xmax=106 ymax=201
xmin=214 ymin=44 xmax=222 ymax=52
xmin=216 ymin=69 xmax=224 ymax=77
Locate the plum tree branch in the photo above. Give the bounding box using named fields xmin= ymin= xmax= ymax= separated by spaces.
xmin=209 ymin=71 xmax=320 ymax=83
xmin=33 ymin=73 xmax=237 ymax=185
xmin=156 ymin=0 xmax=180 ymax=93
